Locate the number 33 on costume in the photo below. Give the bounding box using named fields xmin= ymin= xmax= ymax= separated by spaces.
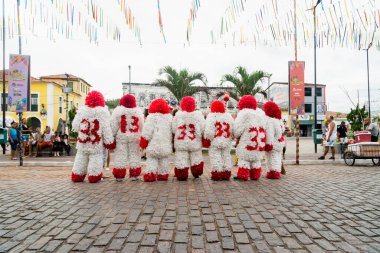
xmin=110 ymin=94 xmax=144 ymax=180
xmin=71 ymin=91 xmax=116 ymax=183
xmin=203 ymin=100 xmax=234 ymax=181
xmin=172 ymin=97 xmax=205 ymax=180
xmin=234 ymin=95 xmax=268 ymax=181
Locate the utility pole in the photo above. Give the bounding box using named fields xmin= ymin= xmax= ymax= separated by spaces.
xmin=16 ymin=0 xmax=23 ymax=165
xmin=364 ymin=43 xmax=372 ymax=119
xmin=128 ymin=65 xmax=131 ymax=94
xmin=2 ymin=0 xmax=5 ymax=154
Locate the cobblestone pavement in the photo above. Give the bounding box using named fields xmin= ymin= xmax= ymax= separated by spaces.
xmin=0 ymin=161 xmax=380 ymax=252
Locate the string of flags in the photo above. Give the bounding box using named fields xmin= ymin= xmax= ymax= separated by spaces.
xmin=1 ymin=0 xmax=378 ymax=50
xmin=211 ymin=0 xmax=380 ymax=50
xmin=0 ymin=0 xmax=141 ymax=44
xmin=186 ymin=0 xmax=201 ymax=44
xmin=157 ymin=0 xmax=167 ymax=43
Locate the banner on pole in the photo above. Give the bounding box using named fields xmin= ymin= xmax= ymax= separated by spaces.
xmin=288 ymin=61 xmax=305 ymax=116
xmin=8 ymin=54 xmax=31 ymax=112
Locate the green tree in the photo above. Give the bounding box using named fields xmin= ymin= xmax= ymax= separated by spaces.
xmin=347 ymin=105 xmax=368 ymax=132
xmin=67 ymin=107 xmax=78 ymax=138
xmin=155 ymin=66 xmax=208 ymax=102
xmin=106 ymin=99 xmax=120 ymax=110
xmin=220 ymin=66 xmax=268 ymax=100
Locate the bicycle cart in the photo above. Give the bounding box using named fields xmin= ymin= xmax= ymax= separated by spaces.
xmin=343 ymin=142 xmax=380 ymax=166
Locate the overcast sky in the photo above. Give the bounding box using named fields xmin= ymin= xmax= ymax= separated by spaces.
xmin=1 ymin=0 xmax=380 ymax=114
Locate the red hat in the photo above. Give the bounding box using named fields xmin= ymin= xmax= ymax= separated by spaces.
xmin=148 ymin=98 xmax=171 ymax=114
xmin=180 ymin=96 xmax=196 ymax=112
xmin=263 ymin=101 xmax=282 ymax=119
xmin=119 ymin=94 xmax=136 ymax=108
xmin=85 ymin=91 xmax=105 ymax=108
xmin=238 ymin=95 xmax=257 ymax=110
xmin=211 ymin=100 xmax=226 ymax=113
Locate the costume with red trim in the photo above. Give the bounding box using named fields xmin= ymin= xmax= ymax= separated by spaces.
xmin=140 ymin=99 xmax=173 ymax=182
xmin=71 ymin=91 xmax=115 ymax=183
xmin=234 ymin=95 xmax=267 ymax=181
xmin=172 ymin=97 xmax=205 ymax=180
xmin=204 ymin=100 xmax=234 ymax=180
xmin=111 ymin=94 xmax=144 ymax=180
xmin=263 ymin=101 xmax=284 ymax=179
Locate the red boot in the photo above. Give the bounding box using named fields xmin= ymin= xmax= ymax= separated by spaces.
xmin=211 ymin=171 xmax=222 ymax=181
xmin=71 ymin=172 xmax=86 ymax=182
xmin=250 ymin=168 xmax=262 ymax=180
xmin=88 ymin=173 xmax=103 ymax=183
xmin=143 ymin=173 xmax=157 ymax=182
xmin=221 ymin=171 xmax=231 ymax=180
xmin=129 ymin=167 xmax=142 ymax=178
xmin=191 ymin=162 xmax=204 ymax=178
xmin=266 ymin=170 xmax=281 ymax=179
xmin=112 ymin=168 xmax=126 ymax=180
xmin=175 ymin=167 xmax=189 ymax=181
xmin=157 ymin=174 xmax=169 ymax=181
xmin=236 ymin=167 xmax=250 ymax=181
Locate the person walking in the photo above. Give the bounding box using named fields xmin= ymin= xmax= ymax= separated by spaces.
xmin=318 ymin=116 xmax=337 ymax=160
xmin=8 ymin=121 xmax=20 ymax=160
xmin=364 ymin=118 xmax=379 ymax=142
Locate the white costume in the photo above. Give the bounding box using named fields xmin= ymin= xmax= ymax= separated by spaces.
xmin=71 ymin=91 xmax=115 ymax=183
xmin=204 ymin=100 xmax=234 ymax=180
xmin=172 ymin=97 xmax=205 ymax=180
xmin=111 ymin=94 xmax=144 ymax=180
xmin=234 ymin=95 xmax=268 ymax=181
xmin=140 ymin=99 xmax=173 ymax=182
xmin=263 ymin=101 xmax=285 ymax=179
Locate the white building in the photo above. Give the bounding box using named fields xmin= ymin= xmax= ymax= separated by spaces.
xmin=122 ymin=82 xmax=241 ymax=114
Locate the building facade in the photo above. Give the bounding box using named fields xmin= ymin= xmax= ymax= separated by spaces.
xmin=1 ymin=71 xmax=91 ymax=132
xmin=122 ymin=82 xmax=239 ymax=114
xmin=268 ymin=82 xmax=327 ymax=137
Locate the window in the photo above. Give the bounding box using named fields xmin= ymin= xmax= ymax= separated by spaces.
xmin=316 ymin=87 xmax=322 ymax=97
xmin=305 ymin=103 xmax=312 ymax=113
xmin=59 ymin=97 xmax=63 ymax=114
xmin=67 ymin=81 xmax=73 ymax=90
xmin=31 ymin=93 xmax=39 ymax=112
xmin=1 ymin=93 xmax=7 ymax=111
xmin=305 ymin=87 xmax=312 ymax=96
xmin=149 ymin=93 xmax=156 ymax=101
xmin=70 ymin=101 xmax=73 ymax=109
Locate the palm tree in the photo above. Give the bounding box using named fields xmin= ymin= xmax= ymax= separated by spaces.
xmin=220 ymin=66 xmax=269 ymax=100
xmin=155 ymin=66 xmax=208 ymax=103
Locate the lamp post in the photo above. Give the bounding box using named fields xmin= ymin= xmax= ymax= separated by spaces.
xmin=64 ymin=73 xmax=71 ymax=134
xmin=311 ymin=0 xmax=322 ymax=153
xmin=1 ymin=0 xmax=5 ymax=154
xmin=364 ymin=42 xmax=372 ymax=119
xmin=128 ymin=65 xmax=131 ymax=94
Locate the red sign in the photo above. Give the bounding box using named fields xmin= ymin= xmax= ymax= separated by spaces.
xmin=288 ymin=61 xmax=305 ymax=115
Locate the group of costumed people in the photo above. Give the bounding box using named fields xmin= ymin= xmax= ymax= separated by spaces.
xmin=71 ymin=90 xmax=286 ymax=183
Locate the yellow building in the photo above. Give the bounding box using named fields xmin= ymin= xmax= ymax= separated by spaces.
xmin=1 ymin=71 xmax=91 ymax=132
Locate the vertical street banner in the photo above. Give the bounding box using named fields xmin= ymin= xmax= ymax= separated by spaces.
xmin=288 ymin=61 xmax=305 ymax=115
xmin=8 ymin=54 xmax=31 ymax=112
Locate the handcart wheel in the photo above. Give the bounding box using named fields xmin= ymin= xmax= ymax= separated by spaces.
xmin=344 ymin=151 xmax=355 ymax=166
xmin=372 ymin=158 xmax=380 ymax=166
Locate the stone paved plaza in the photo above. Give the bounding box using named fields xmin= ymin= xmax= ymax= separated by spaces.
xmin=0 ymin=162 xmax=380 ymax=252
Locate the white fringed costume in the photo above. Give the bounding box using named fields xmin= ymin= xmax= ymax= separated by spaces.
xmin=263 ymin=101 xmax=285 ymax=179
xmin=234 ymin=95 xmax=268 ymax=181
xmin=203 ymin=100 xmax=234 ymax=180
xmin=111 ymin=94 xmax=144 ymax=180
xmin=140 ymin=99 xmax=173 ymax=182
xmin=71 ymin=91 xmax=115 ymax=183
xmin=172 ymin=97 xmax=205 ymax=180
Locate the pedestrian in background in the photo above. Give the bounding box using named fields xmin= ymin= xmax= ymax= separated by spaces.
xmin=319 ymin=116 xmax=337 ymax=160
xmin=8 ymin=121 xmax=20 ymax=160
xmin=364 ymin=118 xmax=379 ymax=142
